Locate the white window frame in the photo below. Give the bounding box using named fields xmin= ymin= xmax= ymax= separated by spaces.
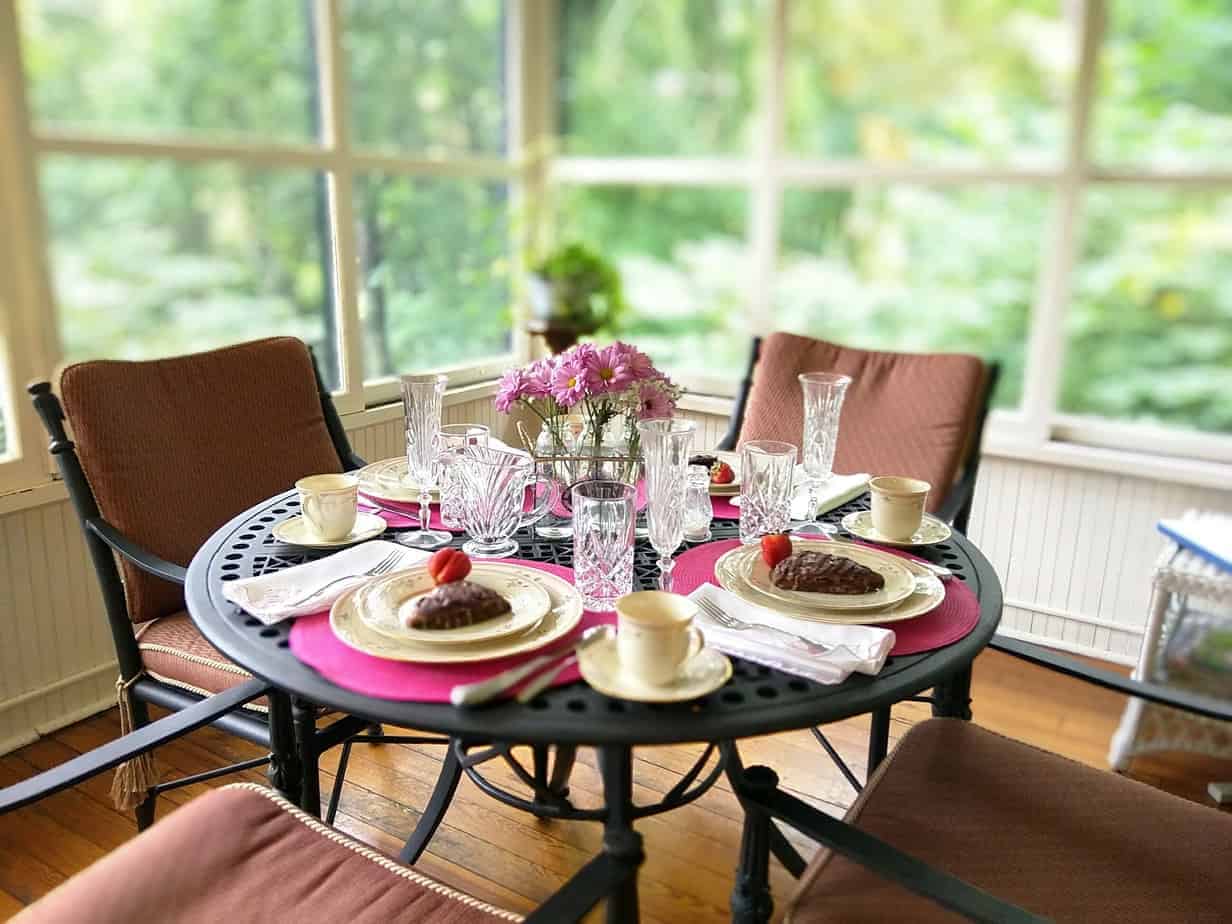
xmin=550 ymin=0 xmax=1232 ymax=467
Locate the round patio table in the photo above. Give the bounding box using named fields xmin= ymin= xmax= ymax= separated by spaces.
xmin=185 ymin=489 xmax=1002 ymax=923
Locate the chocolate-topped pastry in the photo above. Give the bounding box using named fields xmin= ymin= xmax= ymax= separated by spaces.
xmin=770 ymin=551 xmax=885 ymax=595
xmin=689 ymin=453 xmax=718 ymax=469
xmin=408 ymin=580 xmax=511 ymax=630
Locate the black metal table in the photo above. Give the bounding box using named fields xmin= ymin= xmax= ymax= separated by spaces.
xmin=185 ymin=490 xmax=1002 ymax=922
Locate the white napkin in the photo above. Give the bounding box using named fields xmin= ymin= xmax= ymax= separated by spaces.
xmin=689 ymin=583 xmax=895 ymax=685
xmin=222 ymin=540 xmax=427 ymax=624
xmin=730 ymin=472 xmax=870 ymax=519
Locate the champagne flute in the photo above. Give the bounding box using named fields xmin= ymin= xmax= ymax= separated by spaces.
xmin=794 ymin=372 xmax=851 ymax=536
xmin=636 ymin=418 xmax=696 ymax=591
xmin=399 ymin=374 xmax=451 ymax=549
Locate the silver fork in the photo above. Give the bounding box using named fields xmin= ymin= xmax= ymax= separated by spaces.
xmin=695 ymin=596 xmax=834 ymax=656
xmin=278 ymin=549 xmax=406 ymax=608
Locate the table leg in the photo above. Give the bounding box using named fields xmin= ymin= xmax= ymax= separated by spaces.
xmin=599 ymin=744 xmax=642 ymax=924
xmin=530 ymin=744 xmax=578 ymax=814
xmin=292 ymin=697 xmax=321 ymax=817
xmin=867 ymin=706 xmax=891 ymax=774
xmin=721 ymin=742 xmax=807 ymax=879
xmin=730 ymin=765 xmax=777 ymax=924
xmin=400 ymin=743 xmax=462 ymax=864
xmin=932 ymin=664 xmax=974 ymax=720
xmin=266 ymin=691 xmax=302 ymax=808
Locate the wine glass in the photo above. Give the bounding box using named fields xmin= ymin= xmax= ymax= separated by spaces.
xmin=399 ymin=374 xmax=451 ymax=549
xmin=794 ymin=372 xmax=851 ymax=536
xmin=636 ymin=418 xmax=696 ymax=591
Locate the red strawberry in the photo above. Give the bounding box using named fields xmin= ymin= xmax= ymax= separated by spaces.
xmin=710 ymin=461 xmax=735 ymax=485
xmin=428 ymin=548 xmax=471 ymax=585
xmin=760 ymin=533 xmax=793 ymax=569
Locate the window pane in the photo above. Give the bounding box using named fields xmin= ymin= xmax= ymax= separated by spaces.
xmin=559 ymin=0 xmax=761 ymax=156
xmin=785 ymin=1 xmax=1070 ymax=164
xmin=356 ymin=176 xmax=512 ymax=379
xmin=777 ymin=186 xmax=1048 ymax=408
xmin=41 ymin=159 xmax=339 ymax=387
xmin=1060 ymin=189 xmax=1232 ymax=433
xmin=345 ymin=0 xmax=506 ymax=155
xmin=20 ymin=0 xmax=316 ymax=141
xmin=1094 ymin=1 xmax=1232 ymax=168
xmin=556 ymin=186 xmax=750 ymax=377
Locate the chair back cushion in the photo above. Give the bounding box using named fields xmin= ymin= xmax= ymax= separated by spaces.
xmin=737 ymin=333 xmax=987 ymax=511
xmin=59 ymin=338 xmax=344 ymax=623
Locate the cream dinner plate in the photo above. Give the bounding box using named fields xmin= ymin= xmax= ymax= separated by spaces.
xmin=714 ymin=545 xmax=944 ymax=625
xmin=577 ymin=636 xmax=731 ymax=703
xmin=840 ymin=510 xmax=953 ymax=548
xmin=330 ymin=567 xmax=583 ymax=664
xmin=272 ymin=512 xmax=386 ymax=549
xmin=355 ymin=563 xmax=551 ymax=645
xmin=357 ymin=457 xmax=440 ymax=504
xmin=738 ymin=541 xmax=916 ymax=611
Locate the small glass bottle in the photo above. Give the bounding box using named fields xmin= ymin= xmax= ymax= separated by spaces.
xmin=683 ymin=464 xmax=713 ymax=542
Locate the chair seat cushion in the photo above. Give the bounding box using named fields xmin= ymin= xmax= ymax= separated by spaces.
xmin=16 ymin=783 xmax=520 ymax=923
xmin=138 ymin=612 xmax=264 ymax=709
xmin=787 ymin=719 xmax=1232 ymax=923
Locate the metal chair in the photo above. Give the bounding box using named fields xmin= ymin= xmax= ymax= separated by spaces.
xmin=26 ymin=337 xmax=443 ymax=829
xmin=716 ymin=333 xmax=999 ymax=534
xmin=727 ymin=636 xmax=1232 ymax=923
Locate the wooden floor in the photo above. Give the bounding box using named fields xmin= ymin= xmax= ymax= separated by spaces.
xmin=2 ymin=649 xmax=1230 ymax=922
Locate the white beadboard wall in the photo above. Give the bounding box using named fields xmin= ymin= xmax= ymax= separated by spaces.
xmin=0 ymin=396 xmax=1228 ymax=755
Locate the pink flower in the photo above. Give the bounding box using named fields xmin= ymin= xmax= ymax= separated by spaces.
xmin=495 ymin=368 xmax=528 ymax=413
xmin=550 ymin=356 xmax=590 ymax=407
xmin=524 ymin=358 xmax=554 ymax=399
xmin=583 ymin=343 xmax=636 ymax=393
xmin=623 ymin=344 xmax=657 ymax=381
xmin=636 ymin=381 xmax=675 ymax=419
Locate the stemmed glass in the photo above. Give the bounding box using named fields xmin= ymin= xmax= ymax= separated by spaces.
xmin=399 ymin=374 xmax=451 ymax=549
xmin=438 ymin=424 xmax=489 ymax=530
xmin=794 ymin=372 xmax=851 ymax=536
xmin=636 ymin=418 xmax=696 ymax=591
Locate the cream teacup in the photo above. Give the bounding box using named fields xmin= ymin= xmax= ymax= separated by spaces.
xmin=869 ymin=476 xmax=930 ymax=541
xmin=615 ymin=591 xmax=704 ymax=687
xmin=296 ymin=473 xmax=359 ymax=541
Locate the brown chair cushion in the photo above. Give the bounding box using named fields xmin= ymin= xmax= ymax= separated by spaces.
xmin=137 ymin=613 xmax=265 ymax=710
xmin=737 ymin=333 xmax=988 ymax=512
xmin=14 ymin=784 xmax=520 ymax=923
xmin=787 ymin=719 xmax=1232 ymax=923
xmin=59 ymin=337 xmax=343 ymax=623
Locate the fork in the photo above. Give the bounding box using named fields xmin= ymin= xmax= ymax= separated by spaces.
xmin=277 ymin=549 xmax=406 ymax=608
xmin=695 ymin=596 xmax=834 ymax=656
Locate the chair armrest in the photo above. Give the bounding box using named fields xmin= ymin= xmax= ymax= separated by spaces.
xmin=935 ymin=470 xmax=975 ymax=527
xmin=86 ymin=518 xmax=188 ymax=585
xmin=0 ymin=679 xmax=270 ymax=815
xmin=990 ymin=635 xmax=1232 ymax=722
xmin=748 ymin=781 xmax=1044 ymax=923
xmin=344 ymin=451 xmax=367 ymax=471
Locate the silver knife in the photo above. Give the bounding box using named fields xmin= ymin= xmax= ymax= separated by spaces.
xmin=450 ymin=625 xmax=611 ymax=708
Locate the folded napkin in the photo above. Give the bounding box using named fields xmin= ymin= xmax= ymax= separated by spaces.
xmin=223 ymin=540 xmax=427 ymax=624
xmin=688 ymin=583 xmax=895 ymax=685
xmin=730 ymin=472 xmax=870 ymax=519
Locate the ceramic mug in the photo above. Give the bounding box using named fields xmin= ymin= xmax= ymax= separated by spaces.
xmin=296 ymin=473 xmax=359 ymax=540
xmin=615 ymin=591 xmax=704 ymax=686
xmin=869 ymin=476 xmax=930 ymax=541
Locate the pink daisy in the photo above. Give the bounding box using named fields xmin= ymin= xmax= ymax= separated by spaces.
xmin=524 ymin=358 xmax=554 ymax=399
xmin=550 ymin=355 xmax=590 ymax=407
xmin=494 ymin=368 xmax=528 ymax=413
xmin=636 ymin=381 xmax=675 ymax=419
xmin=583 ymin=343 xmax=636 ymax=394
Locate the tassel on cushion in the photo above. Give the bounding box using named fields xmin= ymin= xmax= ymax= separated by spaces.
xmin=109 ymin=675 xmax=160 ymax=811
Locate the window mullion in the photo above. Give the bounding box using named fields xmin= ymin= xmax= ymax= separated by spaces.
xmin=1018 ymin=0 xmax=1104 ymax=444
xmin=314 ymin=0 xmax=365 ymax=413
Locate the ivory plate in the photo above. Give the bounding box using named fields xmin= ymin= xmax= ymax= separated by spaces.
xmin=840 ymin=510 xmax=952 ymax=548
xmin=577 ymin=635 xmax=731 ymax=703
xmin=330 ymin=568 xmax=583 ymax=664
xmin=739 ymin=541 xmax=916 ymax=611
xmin=355 ymin=563 xmax=551 ymax=645
xmin=357 ymin=457 xmax=440 ymax=504
xmin=272 ymin=512 xmax=386 ymax=549
xmin=715 ymin=545 xmax=944 ymax=625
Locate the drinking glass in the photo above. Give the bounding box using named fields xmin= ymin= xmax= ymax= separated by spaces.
xmin=572 ymin=480 xmax=637 ymax=611
xmin=455 ymin=447 xmax=552 ymax=558
xmin=636 ymin=418 xmax=696 ymax=591
xmin=438 ymin=424 xmax=489 ymax=530
xmin=795 ymin=372 xmax=851 ymax=536
xmin=400 ymin=374 xmax=451 ymax=549
xmin=683 ymin=464 xmax=713 ymax=542
xmin=739 ymin=440 xmax=797 ymax=544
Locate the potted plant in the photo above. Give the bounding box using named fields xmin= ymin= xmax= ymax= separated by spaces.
xmin=527 ymin=243 xmax=625 ymax=352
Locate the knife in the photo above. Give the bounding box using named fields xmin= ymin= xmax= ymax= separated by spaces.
xmin=450 ymin=625 xmax=611 ymax=708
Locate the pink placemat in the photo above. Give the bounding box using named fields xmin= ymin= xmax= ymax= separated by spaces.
xmin=672 ymin=538 xmax=981 ymax=656
xmin=549 ymin=480 xmax=649 ymax=519
xmin=711 ymin=495 xmax=739 ymax=520
xmin=288 ymin=560 xmax=618 ymax=702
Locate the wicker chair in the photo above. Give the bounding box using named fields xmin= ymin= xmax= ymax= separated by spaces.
xmin=26 ymin=337 xmax=443 ymax=830
xmin=717 ymin=332 xmax=998 ymax=533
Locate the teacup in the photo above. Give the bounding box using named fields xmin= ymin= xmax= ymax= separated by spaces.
xmin=296 ymin=473 xmax=359 ymax=540
xmin=869 ymin=476 xmax=930 ymax=541
xmin=615 ymin=591 xmax=704 ymax=686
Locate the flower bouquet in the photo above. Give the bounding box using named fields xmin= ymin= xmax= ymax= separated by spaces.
xmin=495 ymin=342 xmax=683 ymax=495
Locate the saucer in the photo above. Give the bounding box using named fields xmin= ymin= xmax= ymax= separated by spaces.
xmin=577 ymin=637 xmax=732 ymax=703
xmin=273 ymin=512 xmax=386 ymax=548
xmin=841 ymin=510 xmax=952 ymax=547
